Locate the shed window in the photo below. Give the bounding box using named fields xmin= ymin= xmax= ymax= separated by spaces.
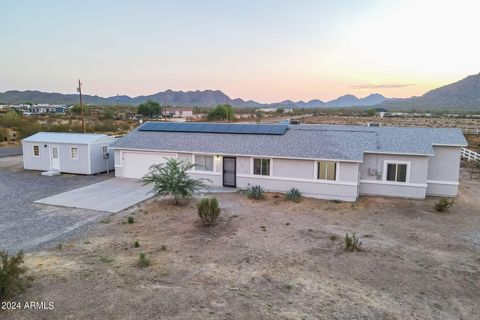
xmin=195 ymin=155 xmax=214 ymax=171
xmin=71 ymin=147 xmax=78 ymax=160
xmin=253 ymin=158 xmax=270 ymax=176
xmin=386 ymin=163 xmax=408 ymax=182
xmin=317 ymin=161 xmax=336 ymax=180
xmin=33 ymin=145 xmax=40 ymax=157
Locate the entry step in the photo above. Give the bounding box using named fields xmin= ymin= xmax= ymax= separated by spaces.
xmin=41 ymin=170 xmax=61 ymax=176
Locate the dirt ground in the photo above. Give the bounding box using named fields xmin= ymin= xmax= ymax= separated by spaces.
xmin=3 ymin=171 xmax=480 ymax=320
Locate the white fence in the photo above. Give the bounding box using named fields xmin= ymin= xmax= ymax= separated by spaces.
xmin=461 ymin=148 xmax=480 ymax=162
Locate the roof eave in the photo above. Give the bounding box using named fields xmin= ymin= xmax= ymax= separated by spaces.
xmin=364 ymin=150 xmax=434 ymax=157
xmin=109 ymin=146 xmax=363 ymax=163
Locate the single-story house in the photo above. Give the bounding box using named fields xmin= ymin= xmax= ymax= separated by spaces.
xmin=163 ymin=107 xmax=194 ymax=118
xmin=22 ymin=132 xmax=115 ymax=175
xmin=109 ymin=122 xmax=467 ymax=202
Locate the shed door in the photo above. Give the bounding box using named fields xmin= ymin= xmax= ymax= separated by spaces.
xmin=122 ymin=151 xmax=177 ymax=179
xmin=50 ymin=145 xmax=60 ymax=170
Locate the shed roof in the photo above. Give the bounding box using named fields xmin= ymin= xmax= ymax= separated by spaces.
xmin=110 ymin=122 xmax=467 ymax=161
xmin=22 ymin=132 xmax=114 ymax=144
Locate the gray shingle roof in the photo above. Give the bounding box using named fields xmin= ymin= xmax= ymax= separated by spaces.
xmin=110 ymin=122 xmax=467 ymax=161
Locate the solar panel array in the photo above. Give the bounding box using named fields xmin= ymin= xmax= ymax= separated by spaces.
xmin=138 ymin=122 xmax=289 ymax=135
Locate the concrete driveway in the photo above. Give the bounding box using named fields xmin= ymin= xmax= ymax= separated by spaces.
xmin=35 ymin=178 xmax=154 ymax=213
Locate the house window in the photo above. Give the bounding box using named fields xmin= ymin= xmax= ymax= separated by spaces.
xmin=33 ymin=145 xmax=40 ymax=157
xmin=71 ymin=147 xmax=78 ymax=160
xmin=253 ymin=158 xmax=270 ymax=176
xmin=317 ymin=161 xmax=336 ymax=180
xmin=195 ymin=155 xmax=214 ymax=171
xmin=385 ymin=162 xmax=408 ymax=182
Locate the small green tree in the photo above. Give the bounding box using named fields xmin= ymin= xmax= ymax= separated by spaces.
xmin=70 ymin=105 xmax=90 ymax=115
xmin=365 ymin=108 xmax=376 ymax=117
xmin=138 ymin=100 xmax=161 ymax=118
xmin=207 ymin=104 xmax=235 ymax=121
xmin=142 ymin=158 xmax=209 ymax=204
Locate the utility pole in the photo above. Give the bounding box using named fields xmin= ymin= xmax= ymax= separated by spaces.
xmin=164 ymin=96 xmax=167 ymax=121
xmin=77 ymin=79 xmax=85 ymax=133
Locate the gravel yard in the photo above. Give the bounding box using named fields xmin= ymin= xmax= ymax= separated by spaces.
xmin=0 ymin=156 xmax=113 ymax=252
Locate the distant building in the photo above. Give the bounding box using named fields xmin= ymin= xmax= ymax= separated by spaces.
xmin=283 ymin=108 xmax=293 ymax=113
xmin=162 ymin=107 xmax=193 ymax=118
xmin=256 ymin=107 xmax=277 ymax=113
xmin=18 ymin=104 xmax=69 ymax=115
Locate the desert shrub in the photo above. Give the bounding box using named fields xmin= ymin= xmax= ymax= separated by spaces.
xmin=142 ymin=158 xmax=209 ymax=204
xmin=127 ymin=216 xmax=134 ymax=224
xmin=434 ymin=198 xmax=454 ymax=212
xmin=0 ymin=250 xmax=30 ymax=301
xmin=138 ymin=252 xmax=151 ymax=268
xmin=134 ymin=241 xmax=140 ymax=248
xmin=344 ymin=233 xmax=362 ymax=252
xmin=197 ymin=197 xmax=221 ymax=226
xmin=285 ymin=188 xmax=302 ymax=202
xmin=246 ymin=184 xmax=264 ymax=199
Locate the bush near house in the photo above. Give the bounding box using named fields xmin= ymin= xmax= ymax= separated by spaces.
xmin=435 ymin=198 xmax=455 ymax=212
xmin=285 ymin=188 xmax=302 ymax=202
xmin=0 ymin=250 xmax=30 ymax=301
xmin=344 ymin=233 xmax=362 ymax=252
xmin=246 ymin=184 xmax=264 ymax=199
xmin=197 ymin=197 xmax=221 ymax=226
xmin=138 ymin=252 xmax=151 ymax=268
xmin=142 ymin=158 xmax=209 ymax=204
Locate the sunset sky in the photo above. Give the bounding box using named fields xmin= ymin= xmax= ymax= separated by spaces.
xmin=1 ymin=0 xmax=479 ymax=102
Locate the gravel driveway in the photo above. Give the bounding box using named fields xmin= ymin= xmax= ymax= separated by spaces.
xmin=0 ymin=156 xmax=113 ymax=252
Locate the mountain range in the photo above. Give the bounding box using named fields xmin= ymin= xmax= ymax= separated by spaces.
xmin=1 ymin=73 xmax=479 ymax=111
xmin=0 ymin=89 xmax=387 ymax=109
xmin=380 ymin=73 xmax=480 ymax=111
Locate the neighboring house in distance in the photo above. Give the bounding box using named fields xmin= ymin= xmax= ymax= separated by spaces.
xmin=256 ymin=107 xmax=277 ymax=113
xmin=163 ymin=107 xmax=193 ymax=118
xmin=15 ymin=104 xmax=70 ymax=115
xmin=22 ymin=132 xmax=115 ymax=175
xmin=110 ymin=122 xmax=467 ymax=202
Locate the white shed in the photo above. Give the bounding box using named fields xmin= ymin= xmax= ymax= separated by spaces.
xmin=22 ymin=132 xmax=115 ymax=175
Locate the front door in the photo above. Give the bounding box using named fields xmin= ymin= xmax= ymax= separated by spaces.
xmin=223 ymin=157 xmax=236 ymax=187
xmin=50 ymin=145 xmax=60 ymax=170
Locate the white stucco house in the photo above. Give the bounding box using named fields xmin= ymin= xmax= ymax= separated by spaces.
xmin=163 ymin=107 xmax=194 ymax=118
xmin=110 ymin=122 xmax=467 ymax=202
xmin=22 ymin=132 xmax=115 ymax=175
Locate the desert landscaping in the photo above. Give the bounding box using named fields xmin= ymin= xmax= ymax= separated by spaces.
xmin=2 ymin=166 xmax=479 ymax=320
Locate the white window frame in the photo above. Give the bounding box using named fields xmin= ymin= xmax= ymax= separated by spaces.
xmin=252 ymin=158 xmax=272 ymax=176
xmin=194 ymin=154 xmax=214 ymax=172
xmin=70 ymin=146 xmax=79 ymax=160
xmin=383 ymin=160 xmax=410 ymax=183
xmin=315 ymin=161 xmax=338 ymax=181
xmin=32 ymin=144 xmax=40 ymax=157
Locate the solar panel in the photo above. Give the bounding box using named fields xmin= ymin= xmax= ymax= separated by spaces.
xmin=138 ymin=122 xmax=289 ymax=135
